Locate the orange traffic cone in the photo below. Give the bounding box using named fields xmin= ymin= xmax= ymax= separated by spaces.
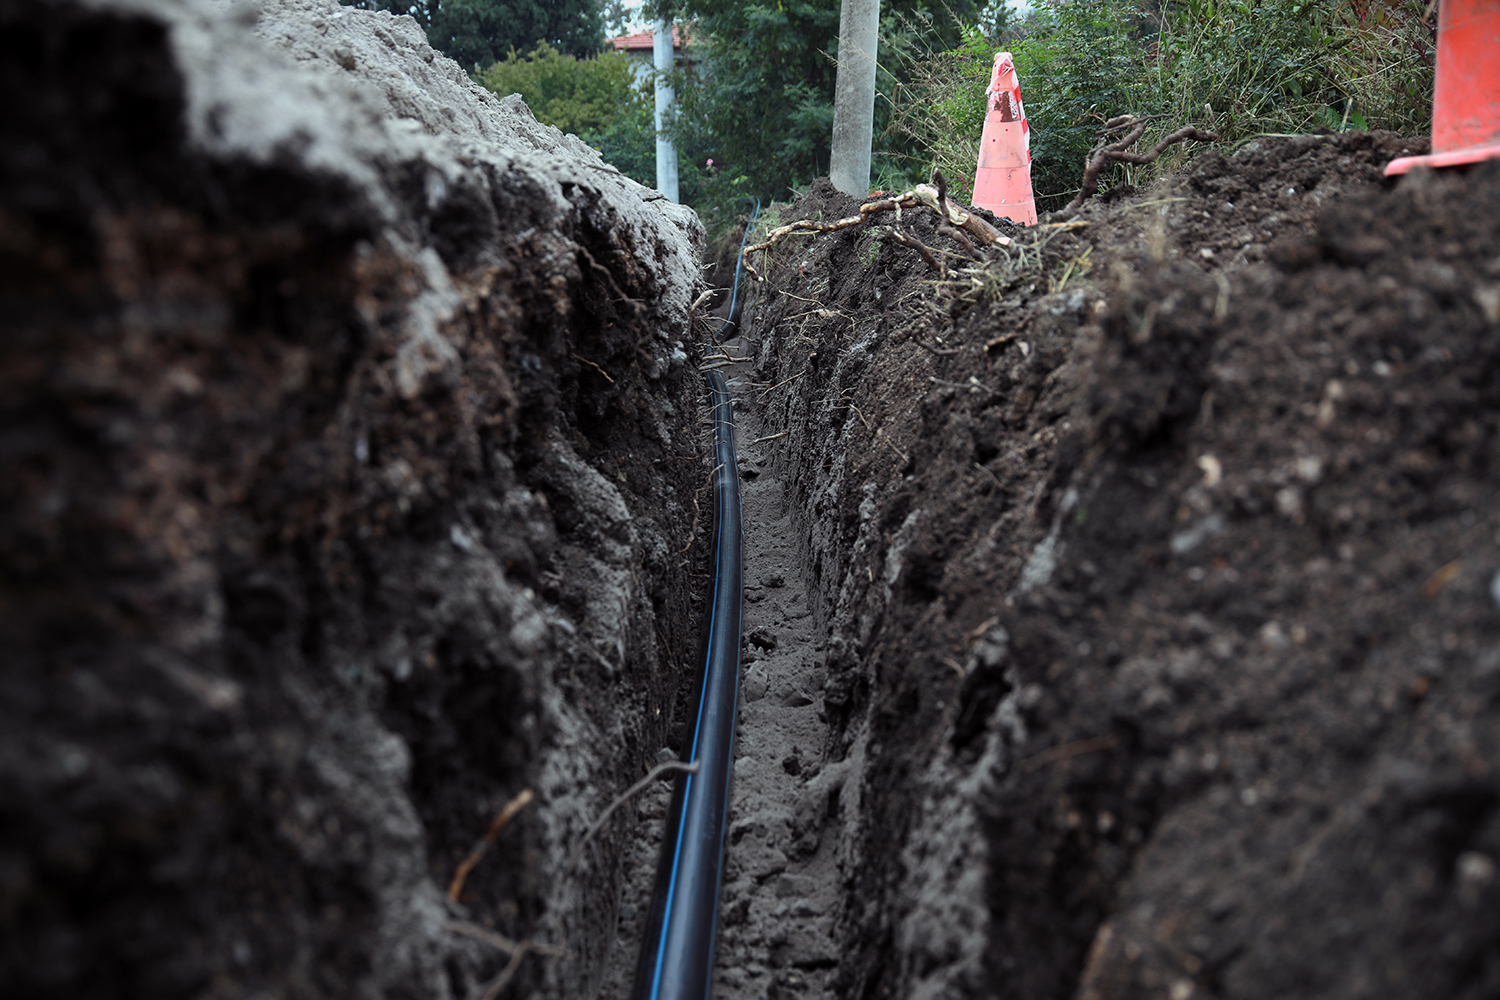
xmin=1386 ymin=0 xmax=1500 ymax=175
xmin=973 ymin=51 xmax=1036 ymax=226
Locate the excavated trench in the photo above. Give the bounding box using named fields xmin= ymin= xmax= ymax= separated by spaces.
xmin=10 ymin=1 xmax=1500 ymax=999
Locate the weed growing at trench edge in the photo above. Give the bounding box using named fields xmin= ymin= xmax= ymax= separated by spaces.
xmin=884 ymin=0 xmax=1435 ymax=213
xmin=933 ymin=220 xmax=1091 ymax=304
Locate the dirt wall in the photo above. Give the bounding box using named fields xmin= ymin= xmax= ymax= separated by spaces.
xmin=0 ymin=0 xmax=706 ymax=996
xmin=741 ymin=138 xmax=1500 ymax=999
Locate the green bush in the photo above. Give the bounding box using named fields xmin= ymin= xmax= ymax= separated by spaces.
xmin=883 ymin=0 xmax=1435 ymax=213
xmin=883 ymin=4 xmax=1155 ymax=211
xmin=478 ymin=43 xmax=650 ymax=148
xmin=653 ymin=0 xmax=981 ymax=208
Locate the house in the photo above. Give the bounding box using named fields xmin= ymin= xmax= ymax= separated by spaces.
xmin=606 ymin=23 xmax=691 ymax=84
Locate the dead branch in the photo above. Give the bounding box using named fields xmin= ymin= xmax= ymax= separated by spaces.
xmin=889 ymin=227 xmax=947 ymax=277
xmin=1062 ymin=116 xmax=1219 ymax=216
xmin=741 ymin=183 xmax=1012 ymax=266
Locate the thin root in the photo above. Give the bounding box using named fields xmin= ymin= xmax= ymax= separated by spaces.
xmin=568 ymin=759 xmax=701 ymax=868
xmin=448 ymin=788 xmax=535 ymax=901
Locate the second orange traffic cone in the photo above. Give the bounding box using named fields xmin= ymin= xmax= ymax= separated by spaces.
xmin=1386 ymin=0 xmax=1500 ymax=175
xmin=973 ymin=51 xmax=1036 ymax=226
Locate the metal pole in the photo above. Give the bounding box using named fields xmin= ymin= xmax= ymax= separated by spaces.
xmin=829 ymin=0 xmax=879 ymax=198
xmin=653 ymin=20 xmax=679 ymax=203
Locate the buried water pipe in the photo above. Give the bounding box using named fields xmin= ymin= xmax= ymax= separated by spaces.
xmin=630 ymin=366 xmax=744 ymax=1000
xmin=631 ymin=209 xmax=765 ymax=996
xmin=720 ymin=198 xmax=761 ymax=339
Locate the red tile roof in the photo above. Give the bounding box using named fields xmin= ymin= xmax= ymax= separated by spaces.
xmin=609 ymin=24 xmax=683 ymax=52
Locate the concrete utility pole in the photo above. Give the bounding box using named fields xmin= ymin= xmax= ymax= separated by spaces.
xmin=829 ymin=0 xmax=879 ymax=198
xmin=653 ymin=20 xmax=679 ymax=203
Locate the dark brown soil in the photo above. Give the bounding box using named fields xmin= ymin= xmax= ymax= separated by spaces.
xmin=735 ymin=131 xmax=1500 ymax=999
xmin=9 ymin=0 xmax=1500 ymax=995
xmin=2 ymin=1 xmax=707 ymax=997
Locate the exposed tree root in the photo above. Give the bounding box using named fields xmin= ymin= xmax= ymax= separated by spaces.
xmin=741 ymin=175 xmax=1013 ymax=281
xmin=448 ymin=788 xmax=535 ymax=901
xmin=1061 ymin=115 xmax=1220 ymax=216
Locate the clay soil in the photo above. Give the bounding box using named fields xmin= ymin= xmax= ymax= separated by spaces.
xmin=709 ymin=132 xmax=1500 ymax=999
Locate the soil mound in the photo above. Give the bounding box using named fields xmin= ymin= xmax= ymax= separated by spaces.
xmin=2 ymin=0 xmax=706 ymax=997
xmin=738 ymin=133 xmax=1500 ymax=999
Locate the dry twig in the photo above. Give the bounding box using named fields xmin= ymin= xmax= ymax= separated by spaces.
xmin=1062 ymin=116 xmax=1219 ymax=216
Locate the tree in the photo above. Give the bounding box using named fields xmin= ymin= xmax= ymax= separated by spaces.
xmin=649 ymin=0 xmax=982 ymax=204
xmin=339 ymin=0 xmax=606 ymax=68
xmin=600 ymin=0 xmax=633 ymax=38
xmin=477 ymin=43 xmax=651 ymax=154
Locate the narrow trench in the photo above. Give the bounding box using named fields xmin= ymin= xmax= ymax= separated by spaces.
xmin=598 ymin=326 xmax=840 ymax=999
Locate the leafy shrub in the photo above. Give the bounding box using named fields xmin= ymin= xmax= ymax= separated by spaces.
xmin=478 ymin=43 xmax=649 ymax=146
xmin=883 ymin=0 xmax=1435 ymax=213
xmin=654 ymin=0 xmax=981 ymax=208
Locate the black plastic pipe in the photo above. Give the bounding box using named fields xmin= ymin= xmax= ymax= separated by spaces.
xmin=719 ymin=198 xmax=760 ymax=342
xmin=632 ymin=369 xmax=744 ymax=1000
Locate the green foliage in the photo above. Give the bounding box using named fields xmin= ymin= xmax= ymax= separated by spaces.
xmin=885 ymin=0 xmax=1435 ymax=212
xmin=476 ymin=42 xmax=760 ymax=229
xmin=338 ymin=0 xmax=605 ymax=68
xmin=651 ymin=0 xmax=981 ymax=206
xmin=479 ymin=44 xmax=641 ymax=137
xmin=599 ymin=0 xmax=632 ymax=38
xmin=478 ymin=44 xmax=658 ymax=182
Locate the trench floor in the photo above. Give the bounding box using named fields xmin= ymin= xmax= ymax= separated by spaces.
xmin=597 ymin=334 xmax=840 ymax=999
